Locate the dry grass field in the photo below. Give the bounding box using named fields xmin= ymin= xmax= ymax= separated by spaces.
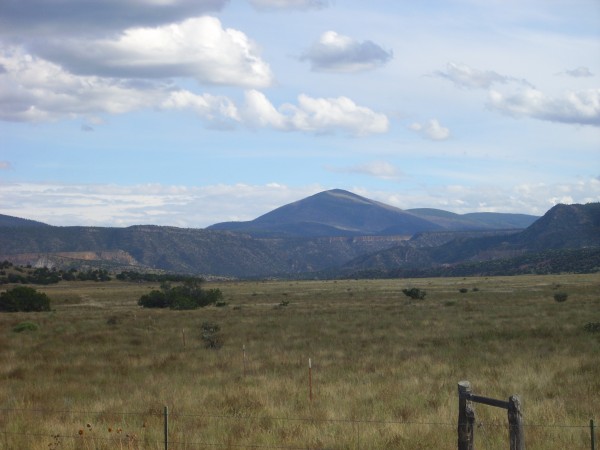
xmin=0 ymin=273 xmax=598 ymax=449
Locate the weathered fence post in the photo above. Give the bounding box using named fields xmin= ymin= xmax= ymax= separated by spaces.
xmin=508 ymin=395 xmax=524 ymax=450
xmin=308 ymin=358 xmax=313 ymax=402
xmin=592 ymin=418 xmax=596 ymax=450
xmin=164 ymin=405 xmax=169 ymax=450
xmin=458 ymin=381 xmax=475 ymax=450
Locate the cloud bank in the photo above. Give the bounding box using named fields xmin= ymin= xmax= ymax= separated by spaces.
xmin=436 ymin=62 xmax=600 ymax=127
xmin=0 ymin=48 xmax=387 ymax=134
xmin=2 ymin=178 xmax=598 ymax=228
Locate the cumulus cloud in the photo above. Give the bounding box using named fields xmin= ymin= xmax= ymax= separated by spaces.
xmin=32 ymin=17 xmax=273 ymax=88
xmin=162 ymin=91 xmax=240 ymax=125
xmin=435 ymin=62 xmax=531 ymax=90
xmin=0 ymin=48 xmax=168 ymax=122
xmin=325 ymin=161 xmax=402 ymax=180
xmin=409 ymin=119 xmax=450 ymax=141
xmin=285 ymin=93 xmax=389 ymax=135
xmin=239 ymin=90 xmax=389 ymax=135
xmin=488 ymin=88 xmax=600 ymax=126
xmin=249 ymin=0 xmax=329 ymax=11
xmin=162 ymin=89 xmax=389 ymax=135
xmin=301 ymin=31 xmax=392 ymax=73
xmin=0 ymin=0 xmax=228 ymax=37
xmin=563 ymin=67 xmax=594 ymax=78
xmin=242 ymin=90 xmax=287 ymax=129
xmin=0 ymin=50 xmax=387 ymax=134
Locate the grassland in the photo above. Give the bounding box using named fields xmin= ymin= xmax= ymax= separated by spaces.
xmin=0 ymin=274 xmax=598 ymax=449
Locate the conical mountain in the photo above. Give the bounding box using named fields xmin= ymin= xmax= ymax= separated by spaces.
xmin=208 ymin=189 xmax=443 ymax=237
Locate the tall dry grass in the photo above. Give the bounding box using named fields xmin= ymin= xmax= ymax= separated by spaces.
xmin=0 ymin=274 xmax=598 ymax=449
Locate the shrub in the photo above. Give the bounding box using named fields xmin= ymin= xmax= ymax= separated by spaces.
xmin=0 ymin=286 xmax=51 ymax=312
xmin=459 ymin=288 xmax=469 ymax=294
xmin=106 ymin=315 xmax=119 ymax=326
xmin=13 ymin=321 xmax=39 ymax=332
xmin=201 ymin=322 xmax=222 ymax=349
xmin=584 ymin=322 xmax=600 ymax=333
xmin=402 ymin=288 xmax=426 ymax=300
xmin=138 ymin=282 xmax=221 ymax=310
xmin=554 ymin=292 xmax=568 ymax=303
xmin=138 ymin=290 xmax=169 ymax=308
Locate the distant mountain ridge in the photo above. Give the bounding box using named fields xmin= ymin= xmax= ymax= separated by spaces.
xmin=0 ymin=191 xmax=597 ymax=278
xmin=0 ymin=214 xmax=50 ymax=228
xmin=208 ymin=189 xmax=539 ymax=237
xmin=340 ymin=202 xmax=600 ymax=276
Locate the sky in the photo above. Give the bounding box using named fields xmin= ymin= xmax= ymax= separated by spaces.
xmin=0 ymin=0 xmax=599 ymax=228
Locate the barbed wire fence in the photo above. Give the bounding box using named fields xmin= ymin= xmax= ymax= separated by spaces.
xmin=0 ymin=406 xmax=595 ymax=449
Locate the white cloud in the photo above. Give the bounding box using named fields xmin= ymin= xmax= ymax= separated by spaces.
xmin=488 ymin=88 xmax=600 ymax=126
xmin=33 ymin=17 xmax=273 ymax=88
xmin=162 ymin=90 xmax=240 ymax=123
xmin=409 ymin=119 xmax=451 ymax=141
xmin=283 ymin=93 xmax=389 ymax=135
xmin=0 ymin=50 xmax=387 ymax=134
xmin=162 ymin=89 xmax=389 ymax=135
xmin=0 ymin=182 xmax=325 ymax=227
xmin=325 ymin=161 xmax=402 ymax=180
xmin=248 ymin=0 xmax=329 ymax=11
xmin=301 ymin=31 xmax=392 ymax=73
xmin=242 ymin=90 xmax=287 ymax=129
xmin=0 ymin=48 xmax=166 ymax=122
xmin=564 ymin=67 xmax=594 ymax=78
xmin=363 ymin=177 xmax=600 ymax=216
xmin=240 ymin=90 xmax=389 ymax=135
xmin=435 ymin=62 xmax=531 ymax=90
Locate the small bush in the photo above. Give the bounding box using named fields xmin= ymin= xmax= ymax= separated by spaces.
xmin=554 ymin=292 xmax=569 ymax=303
xmin=402 ymin=288 xmax=426 ymax=300
xmin=584 ymin=322 xmax=600 ymax=333
xmin=459 ymin=288 xmax=469 ymax=294
xmin=201 ymin=322 xmax=222 ymax=349
xmin=106 ymin=316 xmax=119 ymax=326
xmin=13 ymin=321 xmax=39 ymax=332
xmin=138 ymin=283 xmax=222 ymax=310
xmin=0 ymin=286 xmax=51 ymax=312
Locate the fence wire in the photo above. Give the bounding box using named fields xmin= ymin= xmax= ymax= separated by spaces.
xmin=0 ymin=407 xmax=595 ymax=449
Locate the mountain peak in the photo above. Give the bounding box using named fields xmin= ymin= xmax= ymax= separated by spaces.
xmin=209 ymin=189 xmax=440 ymax=237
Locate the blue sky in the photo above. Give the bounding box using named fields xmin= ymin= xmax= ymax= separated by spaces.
xmin=1 ymin=0 xmax=599 ymax=227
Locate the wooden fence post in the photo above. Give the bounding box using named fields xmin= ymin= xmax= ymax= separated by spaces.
xmin=508 ymin=395 xmax=524 ymax=450
xmin=591 ymin=418 xmax=596 ymax=450
xmin=458 ymin=381 xmax=475 ymax=450
xmin=164 ymin=405 xmax=168 ymax=450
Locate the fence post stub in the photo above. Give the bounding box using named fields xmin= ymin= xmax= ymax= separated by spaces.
xmin=508 ymin=395 xmax=524 ymax=450
xmin=458 ymin=381 xmax=475 ymax=450
xmin=164 ymin=405 xmax=168 ymax=450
